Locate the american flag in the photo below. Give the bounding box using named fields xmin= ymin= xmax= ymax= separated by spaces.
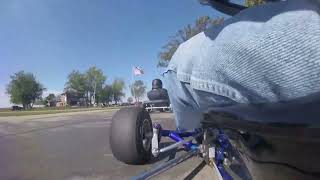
xmin=133 ymin=66 xmax=144 ymax=76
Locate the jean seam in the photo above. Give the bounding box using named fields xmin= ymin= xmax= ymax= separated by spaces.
xmin=190 ymin=77 xmax=248 ymax=103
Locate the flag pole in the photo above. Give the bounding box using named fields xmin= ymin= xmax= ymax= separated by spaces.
xmin=131 ymin=66 xmax=136 ymax=102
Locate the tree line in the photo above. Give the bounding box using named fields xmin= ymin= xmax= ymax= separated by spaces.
xmin=6 ymin=67 xmax=147 ymax=109
xmin=64 ymin=66 xmax=125 ymax=106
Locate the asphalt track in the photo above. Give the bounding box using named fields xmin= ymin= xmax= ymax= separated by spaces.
xmin=0 ymin=110 xmax=214 ymax=180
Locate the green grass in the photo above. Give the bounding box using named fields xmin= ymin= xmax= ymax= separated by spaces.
xmin=0 ymin=106 xmax=121 ymax=117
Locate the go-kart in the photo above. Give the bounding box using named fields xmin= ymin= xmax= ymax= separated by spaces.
xmin=110 ymin=93 xmax=320 ymax=180
xmin=143 ymin=79 xmax=171 ymax=113
xmin=110 ymin=1 xmax=320 ymax=179
xmin=143 ymin=99 xmax=172 ymax=112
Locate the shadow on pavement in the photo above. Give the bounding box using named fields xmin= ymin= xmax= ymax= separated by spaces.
xmin=183 ymin=161 xmax=206 ymax=180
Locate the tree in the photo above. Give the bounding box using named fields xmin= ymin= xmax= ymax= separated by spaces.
xmin=6 ymin=71 xmax=45 ymax=109
xmin=127 ymin=97 xmax=133 ymax=104
xmin=44 ymin=93 xmax=56 ymax=107
xmin=65 ymin=70 xmax=87 ymax=99
xmin=158 ymin=16 xmax=224 ymax=67
xmin=131 ymin=80 xmax=146 ymax=102
xmin=85 ymin=66 xmax=106 ymax=105
xmin=65 ymin=67 xmax=107 ymax=106
xmin=111 ymin=78 xmax=125 ymax=105
xmin=99 ymin=85 xmax=113 ymax=106
xmin=46 ymin=94 xmax=56 ymax=101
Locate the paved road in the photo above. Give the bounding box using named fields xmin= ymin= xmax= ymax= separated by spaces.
xmin=0 ymin=110 xmax=214 ymax=180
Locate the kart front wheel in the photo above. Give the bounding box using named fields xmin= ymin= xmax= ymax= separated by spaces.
xmin=110 ymin=107 xmax=153 ymax=164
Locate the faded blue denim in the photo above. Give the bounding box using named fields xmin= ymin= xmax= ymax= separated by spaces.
xmin=164 ymin=0 xmax=320 ymax=130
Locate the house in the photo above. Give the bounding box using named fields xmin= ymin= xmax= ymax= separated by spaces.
xmin=56 ymin=91 xmax=86 ymax=107
xmin=56 ymin=94 xmax=67 ymax=107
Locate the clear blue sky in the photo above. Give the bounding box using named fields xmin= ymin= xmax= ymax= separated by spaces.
xmin=0 ymin=0 xmax=227 ymax=107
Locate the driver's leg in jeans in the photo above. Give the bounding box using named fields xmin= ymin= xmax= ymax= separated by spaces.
xmin=164 ymin=70 xmax=236 ymax=130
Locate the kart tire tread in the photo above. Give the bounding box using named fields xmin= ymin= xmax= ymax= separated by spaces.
xmin=110 ymin=107 xmax=152 ymax=164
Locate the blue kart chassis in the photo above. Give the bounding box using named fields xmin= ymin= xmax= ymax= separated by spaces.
xmin=125 ymin=92 xmax=320 ymax=180
xmin=132 ymin=124 xmax=236 ymax=180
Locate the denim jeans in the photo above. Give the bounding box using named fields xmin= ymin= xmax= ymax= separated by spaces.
xmin=165 ymin=70 xmax=236 ymax=130
xmin=164 ymin=0 xmax=320 ymax=130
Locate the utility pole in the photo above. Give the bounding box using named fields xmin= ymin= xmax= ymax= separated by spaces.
xmin=93 ymin=77 xmax=97 ymax=106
